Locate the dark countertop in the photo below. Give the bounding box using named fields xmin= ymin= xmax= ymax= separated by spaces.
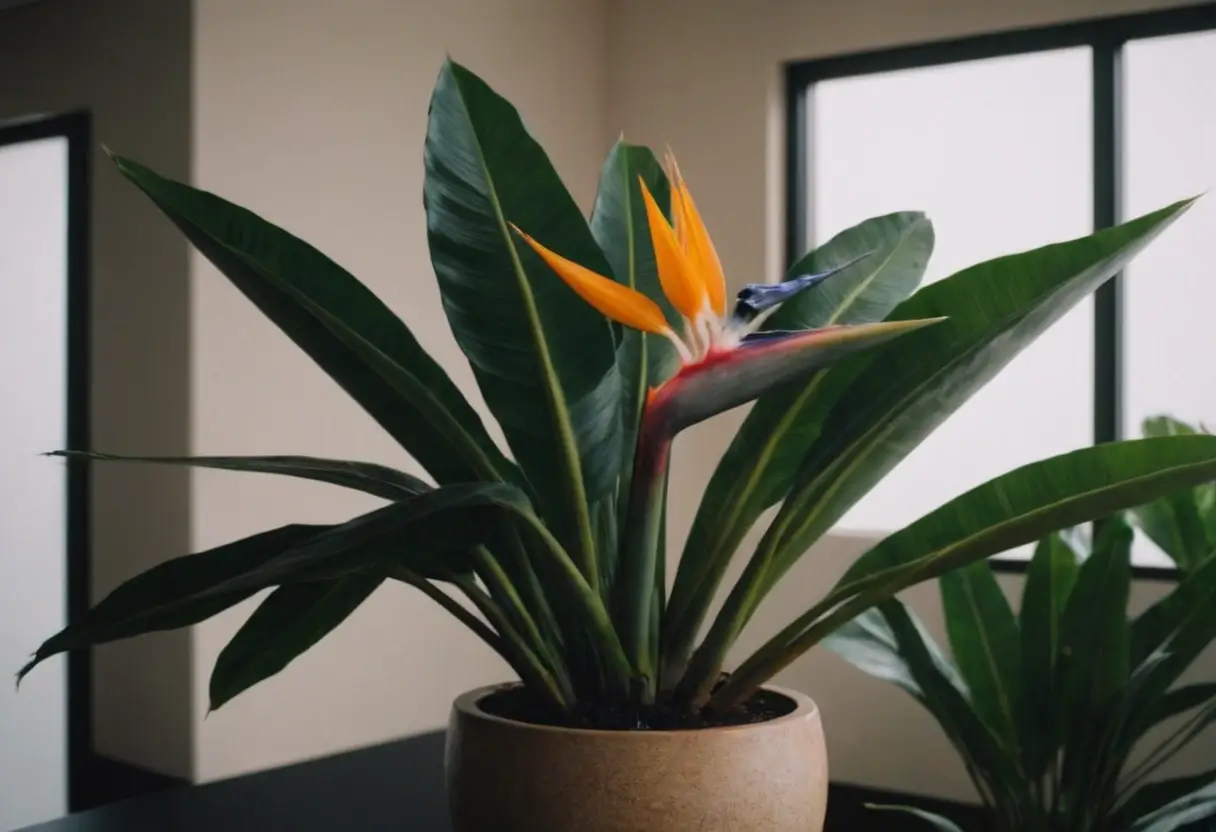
xmin=17 ymin=730 xmax=986 ymax=831
xmin=20 ymin=732 xmax=453 ymax=832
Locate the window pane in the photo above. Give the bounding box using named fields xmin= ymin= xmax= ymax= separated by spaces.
xmin=1124 ymin=30 xmax=1216 ymax=569
xmin=0 ymin=135 xmax=69 ymax=828
xmin=810 ymin=48 xmax=1093 ymax=555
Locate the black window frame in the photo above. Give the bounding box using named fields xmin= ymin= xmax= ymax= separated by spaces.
xmin=785 ymin=3 xmax=1216 ymax=580
xmin=0 ymin=110 xmax=92 ymax=811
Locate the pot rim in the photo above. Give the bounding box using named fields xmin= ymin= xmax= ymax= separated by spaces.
xmin=452 ymin=682 xmax=818 ymax=738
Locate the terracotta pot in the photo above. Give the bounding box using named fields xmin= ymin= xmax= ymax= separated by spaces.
xmin=445 ymin=683 xmax=828 ymax=831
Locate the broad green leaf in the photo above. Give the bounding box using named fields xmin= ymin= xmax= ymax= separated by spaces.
xmin=20 ymin=484 xmax=532 ymax=685
xmin=1132 ymin=548 xmax=1216 ymax=668
xmin=1018 ymin=532 xmax=1080 ymax=776
xmin=691 ymin=201 xmax=1195 ymax=693
xmin=1141 ymin=416 xmax=1216 ymax=549
xmin=1134 ymin=490 xmax=1213 ymax=573
xmin=1124 ymin=553 xmax=1216 ymax=735
xmin=588 ymin=142 xmax=676 ymax=594
xmin=1143 ymin=416 xmax=1203 ymax=439
xmin=940 ymin=561 xmax=1021 ymax=752
xmin=865 ymin=805 xmax=966 ymax=832
xmin=109 ymin=153 xmax=511 ymax=488
xmin=770 ymin=199 xmax=1194 ymax=583
xmin=209 ymin=572 xmax=384 ymax=710
xmin=1056 ymin=518 xmax=1132 ymax=785
xmin=823 ymin=607 xmax=922 ymax=696
xmin=18 ymin=524 xmax=327 ymax=682
xmin=1119 ymin=768 xmax=1216 ymax=829
xmin=823 ymin=605 xmax=966 ymax=701
xmin=712 ymin=435 xmax=1216 ymax=708
xmin=1144 ymin=683 xmax=1216 ymax=731
xmin=880 ymin=601 xmax=1024 ymax=804
xmin=50 ymin=451 xmax=429 ymax=502
xmin=775 ymin=212 xmax=933 ymax=331
xmin=199 ymin=484 xmax=531 ymax=597
xmin=666 ymin=212 xmax=932 ymax=662
xmin=423 ymin=60 xmax=622 ymax=587
xmin=1130 ymin=779 xmax=1216 ymax=832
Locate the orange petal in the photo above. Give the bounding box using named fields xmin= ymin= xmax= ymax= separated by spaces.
xmin=670 ymin=177 xmax=688 ymax=249
xmin=511 ymin=224 xmax=670 ymax=335
xmin=668 ymin=160 xmax=727 ymax=318
xmin=638 ymin=176 xmax=705 ymax=321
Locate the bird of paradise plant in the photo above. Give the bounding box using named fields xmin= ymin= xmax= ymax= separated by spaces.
xmin=17 ymin=60 xmax=1216 ymax=729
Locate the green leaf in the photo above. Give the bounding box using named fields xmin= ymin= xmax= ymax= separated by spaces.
xmin=1056 ymin=518 xmax=1132 ymax=787
xmin=1134 ymin=490 xmax=1213 ymax=573
xmin=19 ymin=483 xmax=535 ymax=686
xmin=423 ymin=59 xmax=622 ymax=588
xmin=109 ymin=153 xmax=511 ymax=488
xmin=666 ymin=212 xmax=932 ymax=664
xmin=879 ymin=601 xmax=1024 ymax=804
xmin=200 ymin=484 xmax=532 ymax=596
xmin=1131 ymin=415 xmax=1216 ymax=571
xmin=688 ymin=200 xmax=1195 ymax=700
xmin=1132 ymin=548 xmax=1216 ymax=669
xmin=18 ymin=524 xmax=327 ymax=683
xmin=823 ymin=606 xmax=966 ymax=701
xmin=50 ymin=451 xmax=429 ymax=501
xmin=1124 ymin=552 xmax=1216 ymax=736
xmin=865 ymin=804 xmax=967 ymax=832
xmin=772 ymin=199 xmax=1194 ymax=584
xmin=1018 ymin=532 xmax=1080 ymax=776
xmin=209 ymin=572 xmax=385 ymax=710
xmin=775 ymin=212 xmax=933 ymax=331
xmin=1120 ymin=768 xmax=1216 ymax=827
xmin=587 ymin=141 xmax=677 ymax=594
xmin=1130 ymin=779 xmax=1216 ymax=832
xmin=712 ymin=435 xmax=1216 ymax=708
xmin=1145 ymin=683 xmax=1216 ymax=731
xmin=940 ymin=560 xmax=1021 ymax=753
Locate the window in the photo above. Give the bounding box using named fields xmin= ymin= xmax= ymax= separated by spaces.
xmin=787 ymin=5 xmax=1216 ymax=571
xmin=0 ymin=112 xmax=89 ymax=826
xmin=1123 ymin=29 xmax=1216 ymax=567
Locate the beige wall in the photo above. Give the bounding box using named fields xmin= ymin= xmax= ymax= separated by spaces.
xmin=189 ymin=0 xmax=611 ymax=782
xmin=0 ymin=0 xmax=194 ymax=778
xmin=607 ymin=0 xmax=1212 ymax=802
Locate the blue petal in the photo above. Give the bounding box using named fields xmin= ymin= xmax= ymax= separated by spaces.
xmin=732 ymin=250 xmax=874 ymax=323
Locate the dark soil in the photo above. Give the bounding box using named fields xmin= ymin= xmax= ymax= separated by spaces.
xmin=478 ymin=684 xmax=797 ymax=731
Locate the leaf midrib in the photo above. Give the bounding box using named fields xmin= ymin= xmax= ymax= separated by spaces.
xmin=451 ymin=70 xmax=598 ymax=588
xmin=959 ymin=575 xmax=1017 ymax=745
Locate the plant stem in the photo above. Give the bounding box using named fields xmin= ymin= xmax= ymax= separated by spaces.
xmin=391 ymin=568 xmax=504 ymax=656
xmin=614 ymin=420 xmax=672 ymax=701
xmin=451 ymin=574 xmax=572 ymax=709
xmin=515 ymin=509 xmax=634 ymax=697
xmin=473 ymin=546 xmax=572 ymax=698
xmin=707 ymin=580 xmax=890 ymax=710
xmin=674 ymin=529 xmax=778 ymax=706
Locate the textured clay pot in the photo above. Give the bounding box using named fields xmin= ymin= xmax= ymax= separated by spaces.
xmin=445 ymin=683 xmax=828 ymax=832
